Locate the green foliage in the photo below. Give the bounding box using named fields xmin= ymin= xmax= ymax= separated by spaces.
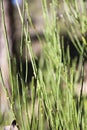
xmin=0 ymin=0 xmax=87 ymax=130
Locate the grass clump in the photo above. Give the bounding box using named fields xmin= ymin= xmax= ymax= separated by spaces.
xmin=0 ymin=0 xmax=87 ymax=130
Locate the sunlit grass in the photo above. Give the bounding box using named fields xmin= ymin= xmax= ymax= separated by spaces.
xmin=0 ymin=0 xmax=87 ymax=130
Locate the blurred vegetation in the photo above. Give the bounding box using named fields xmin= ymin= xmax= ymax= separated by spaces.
xmin=0 ymin=0 xmax=87 ymax=130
